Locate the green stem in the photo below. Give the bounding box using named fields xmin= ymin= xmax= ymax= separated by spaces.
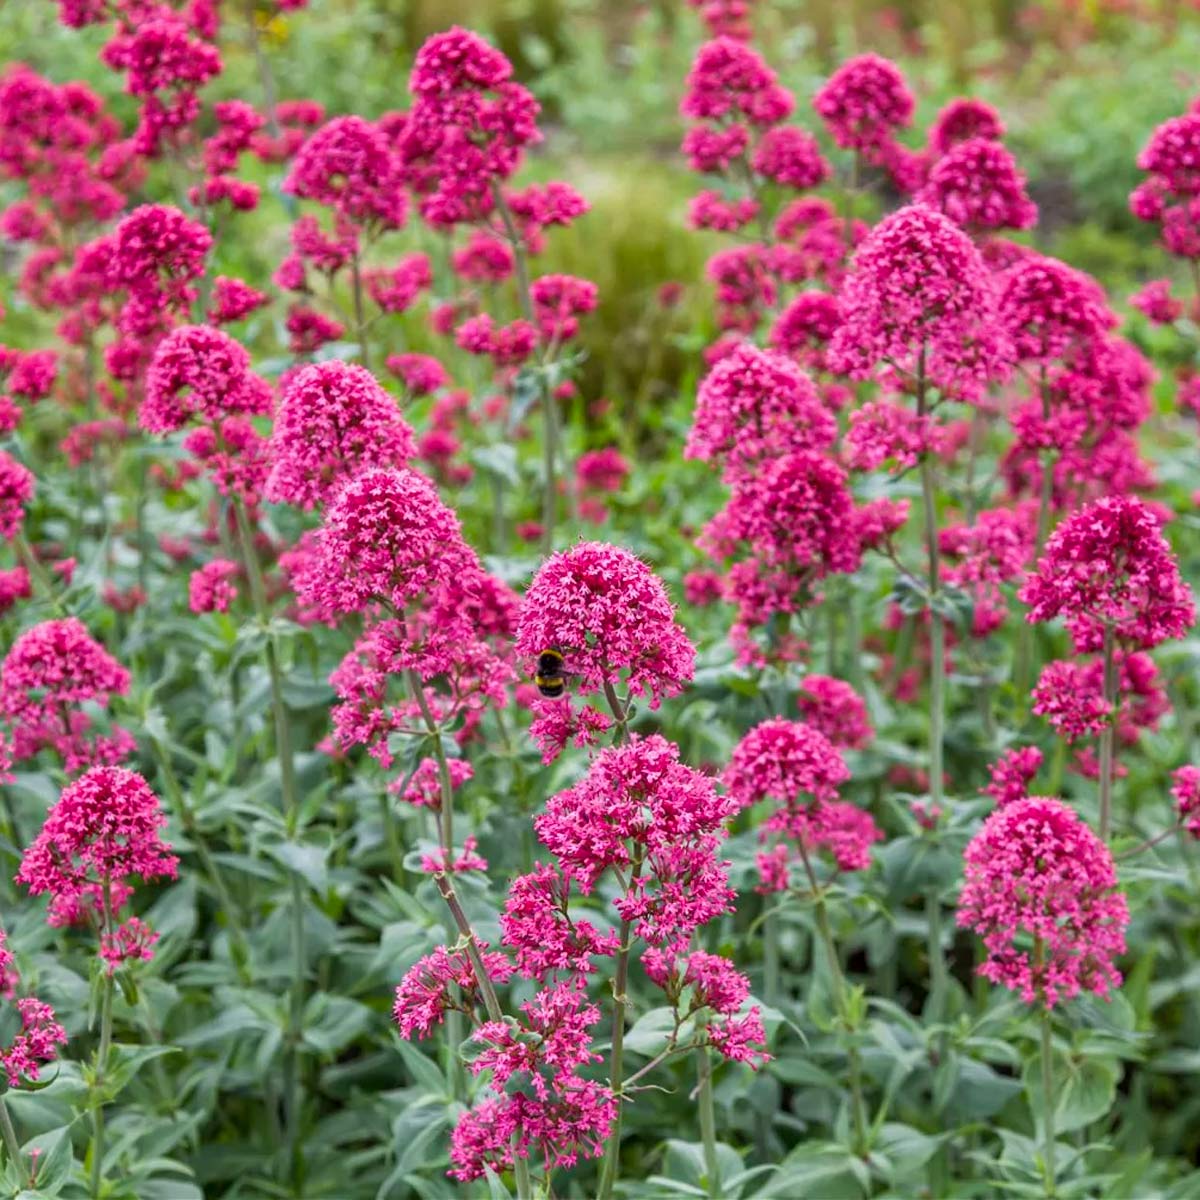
xmin=1040 ymin=1004 xmax=1057 ymax=1198
xmin=797 ymin=842 xmax=867 ymax=1153
xmin=147 ymin=736 xmax=250 ymax=969
xmin=697 ymin=1043 xmax=722 ymax=1200
xmin=14 ymin=532 xmax=65 ymax=616
xmin=431 ymin=874 xmax=531 ymax=1200
xmin=91 ymin=884 xmax=116 ymax=1200
xmin=351 ymin=251 xmax=370 ymax=371
xmin=0 ymin=1098 xmax=26 ymax=1188
xmin=406 ymin=669 xmax=464 ymax=1097
xmin=1097 ymin=623 xmax=1117 ymax=841
xmin=597 ymin=858 xmax=644 ymax=1200
xmin=232 ymin=498 xmax=305 ymax=1179
xmin=918 ymin=454 xmax=945 ymax=812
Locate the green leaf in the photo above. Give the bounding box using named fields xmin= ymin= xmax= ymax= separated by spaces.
xmin=623 ymin=1007 xmax=679 ymax=1057
xmin=393 ymin=1038 xmax=449 ymax=1098
xmin=1023 ymin=1047 xmax=1119 ymax=1135
xmin=758 ymin=1141 xmax=868 ymax=1198
xmin=471 ymin=444 xmax=520 ymax=488
xmin=103 ymin=1044 xmax=179 ymax=1102
xmin=871 ymin=1122 xmax=942 ymax=1180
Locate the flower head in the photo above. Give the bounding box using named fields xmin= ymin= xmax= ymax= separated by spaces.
xmin=1172 ymin=765 xmax=1200 ymax=838
xmin=927 ymin=97 xmax=1004 ymax=157
xmin=295 ymin=467 xmax=471 ymax=617
xmin=796 ymin=674 xmax=872 ymax=749
xmin=142 ymin=324 xmax=272 ymax=433
xmin=686 ymin=343 xmax=836 ymax=479
xmin=1138 ymin=113 xmax=1200 ymax=196
xmin=0 ymin=450 xmax=33 ymax=542
xmin=813 ymin=54 xmax=913 ymax=154
xmin=1020 ymin=495 xmax=1194 ymax=652
xmin=516 ymin=543 xmax=695 ymax=710
xmin=725 ymin=718 xmax=849 ymax=810
xmin=17 ymin=767 xmax=178 ymax=914
xmin=535 ymin=734 xmax=736 ymax=943
xmin=402 ymin=28 xmax=541 ymax=226
xmin=957 ymin=796 xmax=1128 ymax=1007
xmin=284 ymin=115 xmax=406 ymax=228
xmin=997 ymin=254 xmax=1115 ymax=364
xmin=680 ymin=38 xmax=793 ymax=128
xmin=1 ymin=618 xmax=133 ymax=771
xmin=917 ymin=138 xmax=1036 ymax=232
xmin=393 ymin=943 xmax=515 ymax=1041
xmin=829 ymin=204 xmax=1011 ymax=400
xmin=982 ymin=746 xmax=1043 ymax=806
xmin=2 ymin=996 xmax=67 ymax=1086
xmin=266 ymin=361 xmax=416 ymax=509
xmin=188 ymin=559 xmax=239 ymax=614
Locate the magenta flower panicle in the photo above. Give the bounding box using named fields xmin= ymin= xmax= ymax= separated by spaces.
xmin=266 ymin=361 xmax=416 ymax=509
xmin=957 ymin=796 xmax=1128 ymax=1007
xmin=1020 ymin=495 xmax=1194 ymax=652
xmin=515 ymin=542 xmax=696 ymax=715
xmin=829 ymin=204 xmax=1012 ymax=401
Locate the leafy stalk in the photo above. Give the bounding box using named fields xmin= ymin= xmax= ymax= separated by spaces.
xmin=0 ymin=1098 xmax=26 ymax=1188
xmin=796 ymin=841 xmax=867 ymax=1153
xmin=1098 ymin=622 xmax=1117 ymax=840
xmin=696 ymin=1041 xmax=722 ymax=1200
xmin=231 ymin=498 xmax=306 ymax=1179
xmin=597 ymin=855 xmax=645 ymax=1200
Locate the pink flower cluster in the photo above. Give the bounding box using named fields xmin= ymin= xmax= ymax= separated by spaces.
xmin=450 ymin=985 xmax=616 ymax=1181
xmin=515 ymin=542 xmax=695 ymax=756
xmin=1133 ymin=111 xmax=1200 ymax=260
xmin=685 ymin=343 xmax=835 ymax=480
xmin=401 ymin=27 xmax=541 ymax=227
xmin=1021 ymin=495 xmax=1194 ymax=652
xmin=813 ymin=53 xmax=915 ymax=186
xmin=957 ymin=796 xmax=1128 ymax=1007
xmin=1172 ymin=766 xmax=1200 ymax=838
xmin=0 ymin=926 xmax=66 ymax=1087
xmin=917 ymin=138 xmax=1037 ymax=233
xmin=18 ymin=766 xmax=178 ymax=940
xmin=267 ymin=361 xmax=416 ymax=509
xmin=643 ymin=946 xmax=768 ymax=1065
xmin=829 ymin=204 xmax=1012 ymax=401
xmin=0 ymin=618 xmax=134 ymax=772
xmin=188 ymin=559 xmax=239 ymax=614
xmin=725 ymin=718 xmax=880 ymax=878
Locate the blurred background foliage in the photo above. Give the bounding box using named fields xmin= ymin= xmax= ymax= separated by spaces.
xmin=4 ymin=0 xmax=1200 ymax=422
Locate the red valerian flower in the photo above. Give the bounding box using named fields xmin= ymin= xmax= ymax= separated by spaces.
xmin=267 ymin=361 xmax=416 ymax=509
xmin=686 ymin=343 xmax=836 ymax=479
xmin=829 ymin=204 xmax=1012 ymax=401
xmin=813 ymin=53 xmax=913 ymax=155
xmin=284 ymin=114 xmax=406 ymax=229
xmin=17 ymin=767 xmax=179 ymax=913
xmin=0 ymin=449 xmax=33 ymax=542
xmin=534 ymin=734 xmax=737 ymax=944
xmin=957 ymin=796 xmax=1128 ymax=1007
xmin=1020 ymin=495 xmax=1194 ymax=652
xmin=0 ymin=618 xmax=134 ymax=772
xmin=516 ymin=542 xmax=695 ymax=712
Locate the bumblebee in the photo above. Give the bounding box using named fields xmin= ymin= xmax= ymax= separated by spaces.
xmin=534 ymin=648 xmax=568 ymax=698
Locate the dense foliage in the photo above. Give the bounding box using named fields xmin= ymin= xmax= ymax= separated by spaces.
xmin=1 ymin=2 xmax=1200 ymax=1199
